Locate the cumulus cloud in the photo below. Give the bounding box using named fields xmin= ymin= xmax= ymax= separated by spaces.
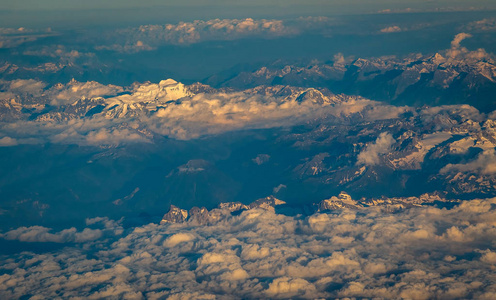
xmin=357 ymin=132 xmax=395 ymax=166
xmin=420 ymin=104 xmax=484 ymax=124
xmin=0 ymin=136 xmax=18 ymax=146
xmin=1 ymin=217 xmax=123 ymax=243
xmin=47 ymin=79 xmax=124 ymax=105
xmin=22 ymin=45 xmax=95 ymax=60
xmin=266 ymin=277 xmax=316 ymax=298
xmin=451 ymin=32 xmax=472 ymax=50
xmin=162 ymin=232 xmax=196 ymax=248
xmin=380 ymin=26 xmax=402 ymax=33
xmin=2 ymin=226 xmax=102 ymax=243
xmin=252 ymin=153 xmax=270 ymax=165
xmin=7 ymin=79 xmax=46 ymax=96
xmin=480 ymin=250 xmax=496 ymax=264
xmin=0 ymin=136 xmax=40 ymax=147
xmin=466 ymin=18 xmax=496 ymax=32
xmin=440 ymin=149 xmax=496 ymax=174
xmin=1 ymin=198 xmax=496 ymax=298
xmin=85 ymin=128 xmax=150 ymax=145
xmin=444 ymin=32 xmax=492 ymax=61
xmin=94 ymin=42 xmax=155 ymax=53
xmin=148 ymin=91 xmax=335 ymax=139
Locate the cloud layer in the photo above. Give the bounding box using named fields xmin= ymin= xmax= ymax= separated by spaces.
xmin=0 ymin=27 xmax=56 ymax=49
xmin=95 ymin=17 xmax=333 ymax=52
xmin=1 ymin=198 xmax=496 ymax=298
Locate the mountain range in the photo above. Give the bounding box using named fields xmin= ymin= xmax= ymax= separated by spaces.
xmin=0 ymin=76 xmax=495 ymax=231
xmin=206 ymin=49 xmax=496 ymax=112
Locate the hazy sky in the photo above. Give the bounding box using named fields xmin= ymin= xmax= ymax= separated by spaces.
xmin=2 ymin=0 xmax=496 ymax=13
xmin=2 ymin=0 xmax=495 ymax=29
xmin=1 ymin=0 xmax=495 ymax=10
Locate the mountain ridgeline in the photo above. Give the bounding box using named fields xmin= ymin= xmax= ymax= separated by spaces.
xmin=205 ymin=51 xmax=496 ymax=113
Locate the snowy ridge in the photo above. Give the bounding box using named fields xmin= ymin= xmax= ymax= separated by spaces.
xmin=160 ymin=192 xmax=456 ymax=225
xmin=160 ymin=196 xmax=287 ymax=224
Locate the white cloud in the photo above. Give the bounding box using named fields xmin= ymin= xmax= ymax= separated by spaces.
xmin=0 ymin=27 xmax=56 ymax=48
xmin=357 ymin=132 xmax=395 ymax=166
xmin=0 ymin=217 xmax=123 ymax=243
xmin=148 ymin=91 xmax=335 ymax=139
xmin=0 ymin=136 xmax=18 ymax=146
xmin=22 ymin=45 xmax=95 ymax=59
xmin=1 ymin=226 xmax=103 ymax=243
xmin=380 ymin=26 xmax=402 ymax=33
xmin=163 ymin=233 xmax=196 ymax=247
xmin=444 ymin=32 xmax=493 ymax=62
xmin=7 ymin=79 xmax=46 ymax=96
xmin=420 ymin=104 xmax=483 ymax=122
xmin=47 ymin=80 xmax=123 ymax=105
xmin=480 ymin=250 xmax=496 ymax=264
xmin=0 ymin=136 xmax=40 ymax=147
xmin=273 ymin=184 xmax=286 ymax=194
xmin=85 ymin=128 xmax=150 ymax=145
xmin=266 ymin=277 xmax=316 ymax=298
xmin=466 ymin=18 xmax=496 ymax=32
xmin=440 ymin=149 xmax=496 ymax=174
xmin=252 ymin=153 xmax=270 ymax=165
xmin=451 ymin=32 xmax=472 ymax=49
